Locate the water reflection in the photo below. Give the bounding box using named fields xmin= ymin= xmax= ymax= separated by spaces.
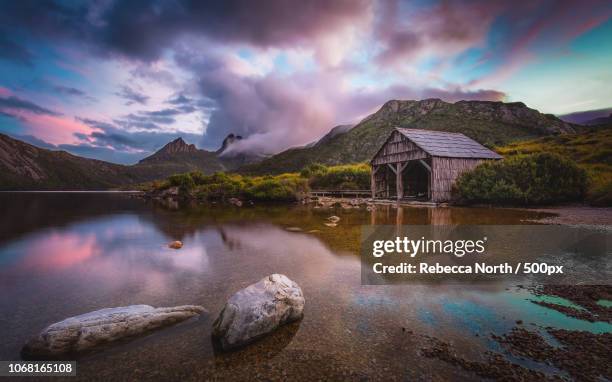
xmin=0 ymin=193 xmax=608 ymax=380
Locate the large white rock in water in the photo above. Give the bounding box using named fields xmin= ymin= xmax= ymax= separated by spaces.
xmin=22 ymin=305 xmax=205 ymax=358
xmin=212 ymin=274 xmax=304 ymax=350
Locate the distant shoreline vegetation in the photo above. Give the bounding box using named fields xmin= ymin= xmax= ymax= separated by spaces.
xmin=147 ymin=163 xmax=371 ymax=203
xmin=147 ymin=127 xmax=610 ymax=206
xmin=453 ymin=153 xmax=588 ymax=205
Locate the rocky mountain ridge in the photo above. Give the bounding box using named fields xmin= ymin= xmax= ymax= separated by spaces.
xmin=0 ymin=98 xmax=586 ymax=189
xmin=239 ymin=98 xmax=578 ymax=175
xmin=0 ymin=133 xmax=252 ymax=190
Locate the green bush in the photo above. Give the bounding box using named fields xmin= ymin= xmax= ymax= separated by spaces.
xmin=587 ymin=179 xmax=612 ymax=206
xmin=168 ymin=173 xmax=195 ymax=191
xmin=454 ymin=153 xmax=588 ymax=205
xmin=158 ymin=171 xmax=308 ymax=202
xmin=300 ymin=163 xmax=328 ymax=178
xmin=309 ymin=163 xmax=370 ymax=190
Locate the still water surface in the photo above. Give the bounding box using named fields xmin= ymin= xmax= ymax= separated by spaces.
xmin=0 ymin=193 xmax=609 ymax=380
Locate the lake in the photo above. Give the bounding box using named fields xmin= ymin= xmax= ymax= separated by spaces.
xmin=0 ymin=193 xmax=609 ymax=380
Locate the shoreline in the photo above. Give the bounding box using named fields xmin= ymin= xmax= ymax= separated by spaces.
xmin=512 ymin=205 xmax=612 ymax=226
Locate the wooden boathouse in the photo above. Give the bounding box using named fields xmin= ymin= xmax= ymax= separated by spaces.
xmin=370 ymin=128 xmax=502 ymax=203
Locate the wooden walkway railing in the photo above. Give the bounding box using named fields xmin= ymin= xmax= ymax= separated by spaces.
xmin=309 ymin=189 xmax=371 ymax=198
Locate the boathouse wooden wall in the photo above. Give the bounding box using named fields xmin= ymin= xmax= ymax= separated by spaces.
xmin=370 ymin=129 xmax=499 ymax=203
xmin=430 ymin=157 xmax=484 ymax=202
xmin=371 ymin=131 xmax=428 ymax=165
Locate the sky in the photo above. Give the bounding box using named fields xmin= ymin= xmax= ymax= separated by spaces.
xmin=0 ymin=0 xmax=610 ymax=164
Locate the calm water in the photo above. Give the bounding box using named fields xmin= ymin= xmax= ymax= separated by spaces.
xmin=0 ymin=193 xmax=609 ymax=381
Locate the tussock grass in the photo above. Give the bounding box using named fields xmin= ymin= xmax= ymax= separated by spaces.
xmin=495 ymin=128 xmax=611 ymax=205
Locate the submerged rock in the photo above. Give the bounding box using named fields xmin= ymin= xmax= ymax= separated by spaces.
xmin=212 ymin=274 xmax=304 ymax=350
xmin=22 ymin=305 xmax=205 ymax=358
xmin=228 ymin=198 xmax=243 ymax=207
xmin=168 ymin=240 xmax=183 ymax=249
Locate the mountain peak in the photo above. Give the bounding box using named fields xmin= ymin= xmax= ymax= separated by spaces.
xmin=159 ymin=137 xmax=198 ymax=155
xmin=138 ymin=137 xmax=199 ymax=164
xmin=217 ymin=133 xmax=243 ymax=153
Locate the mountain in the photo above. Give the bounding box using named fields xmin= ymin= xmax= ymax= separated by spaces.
xmin=136 ymin=134 xmax=266 ymax=175
xmin=0 ymin=134 xmax=247 ymax=190
xmin=559 ymin=107 xmax=612 ymax=125
xmin=135 ymin=137 xmax=225 ymax=177
xmin=0 ymin=133 xmax=139 ymax=189
xmin=215 ymin=133 xmax=269 ymax=169
xmin=216 ymin=133 xmax=243 ymax=154
xmin=312 ymin=124 xmax=354 ymax=147
xmin=585 ymin=114 xmax=612 ymax=126
xmin=0 ymin=99 xmax=581 ymax=189
xmin=239 ymin=98 xmax=577 ymax=175
xmin=140 ymin=137 xmax=199 ymax=160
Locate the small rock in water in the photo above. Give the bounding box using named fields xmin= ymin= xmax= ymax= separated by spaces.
xmin=21 ymin=305 xmax=206 ymax=358
xmin=168 ymin=240 xmax=183 ymax=249
xmin=212 ymin=274 xmax=304 ymax=350
xmin=285 ymin=227 xmax=302 ymax=232
xmin=228 ymin=198 xmax=243 ymax=207
xmin=327 ymin=215 xmax=340 ymax=223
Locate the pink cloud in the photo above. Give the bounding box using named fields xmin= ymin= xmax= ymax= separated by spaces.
xmin=375 ymin=0 xmax=504 ymax=66
xmin=19 ymin=233 xmax=99 ymax=272
xmin=0 ymin=87 xmax=11 ymax=97
xmin=475 ymin=1 xmax=611 ymax=86
xmin=21 ymin=113 xmax=94 ymax=145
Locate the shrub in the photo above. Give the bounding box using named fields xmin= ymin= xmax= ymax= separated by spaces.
xmin=158 ymin=171 xmax=308 ymax=202
xmin=168 ymin=173 xmax=195 ymax=191
xmin=309 ymin=163 xmax=370 ymax=190
xmin=587 ymin=179 xmax=612 ymax=206
xmin=454 ymin=153 xmax=588 ymax=205
xmin=300 ymin=163 xmax=328 ymax=178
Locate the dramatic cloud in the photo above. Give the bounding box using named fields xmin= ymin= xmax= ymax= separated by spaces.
xmin=0 ymin=96 xmax=61 ymax=116
xmin=0 ymin=34 xmax=33 ymax=64
xmin=53 ymin=85 xmax=87 ymax=97
xmin=115 ymin=85 xmax=150 ymax=105
xmin=0 ymin=0 xmax=370 ymax=62
xmin=178 ymin=48 xmax=504 ymax=154
xmin=74 ymin=117 xmax=204 ymax=163
xmin=0 ymin=0 xmax=610 ymax=161
xmin=375 ymin=0 xmax=502 ymax=66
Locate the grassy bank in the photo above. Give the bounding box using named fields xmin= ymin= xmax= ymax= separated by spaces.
xmin=151 ymin=129 xmax=610 ymax=206
xmin=151 ymin=163 xmax=371 ymax=202
xmin=495 ymin=128 xmax=611 ymax=205
xmin=454 ymin=153 xmax=588 ymax=205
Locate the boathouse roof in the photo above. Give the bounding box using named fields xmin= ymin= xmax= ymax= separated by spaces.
xmin=394 ymin=128 xmax=502 ymax=159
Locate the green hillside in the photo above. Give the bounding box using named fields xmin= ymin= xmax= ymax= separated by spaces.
xmin=0 ymin=134 xmax=139 ymax=189
xmin=239 ymin=99 xmax=576 ymax=175
xmin=496 ymin=126 xmax=612 ymax=205
xmin=0 ymin=134 xmax=226 ymax=190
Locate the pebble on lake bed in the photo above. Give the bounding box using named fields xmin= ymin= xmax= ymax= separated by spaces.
xmin=168 ymin=240 xmax=183 ymax=249
xmin=212 ymin=274 xmax=304 ymax=351
xmin=21 ymin=305 xmax=206 ymax=358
